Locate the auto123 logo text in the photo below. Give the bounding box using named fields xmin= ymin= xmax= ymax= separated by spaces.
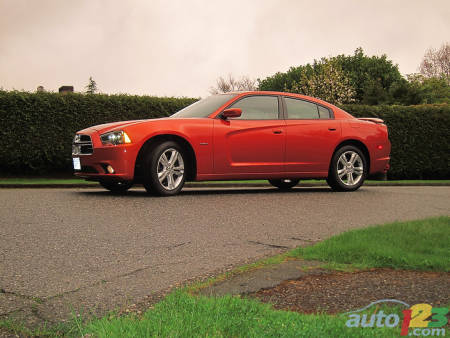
xmin=345 ymin=299 xmax=449 ymax=336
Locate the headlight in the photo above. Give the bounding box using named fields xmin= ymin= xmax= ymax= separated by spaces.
xmin=100 ymin=130 xmax=132 ymax=145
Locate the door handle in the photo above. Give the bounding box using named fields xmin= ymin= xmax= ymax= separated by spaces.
xmin=273 ymin=130 xmax=282 ymax=134
xmin=328 ymin=128 xmax=336 ymax=131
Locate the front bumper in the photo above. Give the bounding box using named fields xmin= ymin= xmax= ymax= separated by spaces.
xmin=73 ymin=133 xmax=138 ymax=182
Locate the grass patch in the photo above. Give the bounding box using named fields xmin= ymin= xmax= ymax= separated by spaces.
xmin=0 ymin=178 xmax=97 ymax=185
xmin=0 ymin=318 xmax=74 ymax=337
xmin=289 ymin=216 xmax=450 ymax=271
xmin=79 ymin=291 xmax=398 ymax=338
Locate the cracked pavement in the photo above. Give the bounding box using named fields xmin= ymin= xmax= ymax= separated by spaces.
xmin=0 ymin=186 xmax=449 ymax=325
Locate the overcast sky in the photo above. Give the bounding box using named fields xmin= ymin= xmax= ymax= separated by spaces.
xmin=1 ymin=0 xmax=449 ymax=97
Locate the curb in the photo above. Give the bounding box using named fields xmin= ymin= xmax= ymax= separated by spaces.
xmin=0 ymin=182 xmax=449 ymax=189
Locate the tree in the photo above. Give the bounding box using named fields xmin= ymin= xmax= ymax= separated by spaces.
xmin=258 ymin=48 xmax=403 ymax=105
xmin=209 ymin=74 xmax=257 ymax=94
xmin=288 ymin=58 xmax=356 ymax=105
xmin=85 ymin=76 xmax=98 ymax=94
xmin=405 ymin=73 xmax=450 ymax=104
xmin=334 ymin=48 xmax=403 ymax=104
xmin=419 ymin=42 xmax=450 ymax=84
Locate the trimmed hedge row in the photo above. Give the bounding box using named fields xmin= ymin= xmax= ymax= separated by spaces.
xmin=0 ymin=90 xmax=448 ymax=179
xmin=340 ymin=104 xmax=450 ymax=179
xmin=0 ymin=91 xmax=197 ymax=174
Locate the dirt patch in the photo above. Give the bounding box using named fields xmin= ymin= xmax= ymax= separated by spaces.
xmin=247 ymin=269 xmax=450 ymax=314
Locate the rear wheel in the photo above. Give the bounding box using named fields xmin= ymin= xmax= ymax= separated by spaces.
xmin=143 ymin=141 xmax=186 ymax=196
xmin=327 ymin=145 xmax=367 ymax=191
xmin=100 ymin=180 xmax=133 ymax=193
xmin=268 ymin=178 xmax=300 ymax=190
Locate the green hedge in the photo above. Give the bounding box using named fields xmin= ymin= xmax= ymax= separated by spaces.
xmin=0 ymin=90 xmax=448 ymax=179
xmin=340 ymin=104 xmax=450 ymax=179
xmin=0 ymin=91 xmax=197 ymax=174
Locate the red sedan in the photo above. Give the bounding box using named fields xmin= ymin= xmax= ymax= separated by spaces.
xmin=72 ymin=91 xmax=390 ymax=195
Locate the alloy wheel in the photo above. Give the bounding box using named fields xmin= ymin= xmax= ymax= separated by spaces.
xmin=156 ymin=148 xmax=185 ymax=190
xmin=336 ymin=151 xmax=364 ymax=186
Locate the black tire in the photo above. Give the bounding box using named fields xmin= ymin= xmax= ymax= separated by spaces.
xmin=327 ymin=145 xmax=367 ymax=192
xmin=268 ymin=178 xmax=300 ymax=190
xmin=100 ymin=180 xmax=133 ymax=193
xmin=143 ymin=141 xmax=186 ymax=196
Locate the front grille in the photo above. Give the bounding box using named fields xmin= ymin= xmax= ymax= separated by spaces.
xmin=79 ymin=135 xmax=91 ymax=142
xmin=72 ymin=134 xmax=93 ymax=155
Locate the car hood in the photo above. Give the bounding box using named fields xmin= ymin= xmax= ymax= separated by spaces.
xmin=80 ymin=118 xmax=168 ymax=134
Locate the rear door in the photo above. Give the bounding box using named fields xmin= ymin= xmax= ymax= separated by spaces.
xmin=213 ymin=95 xmax=286 ymax=174
xmin=283 ymin=96 xmax=341 ymax=174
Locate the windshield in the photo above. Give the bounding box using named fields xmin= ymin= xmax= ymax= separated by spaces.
xmin=170 ymin=94 xmax=237 ymax=118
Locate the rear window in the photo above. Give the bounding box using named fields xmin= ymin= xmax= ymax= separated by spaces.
xmin=285 ymin=97 xmax=318 ymax=119
xmin=284 ymin=97 xmax=332 ymax=119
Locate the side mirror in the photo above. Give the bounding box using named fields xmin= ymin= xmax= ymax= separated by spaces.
xmin=221 ymin=108 xmax=242 ymax=119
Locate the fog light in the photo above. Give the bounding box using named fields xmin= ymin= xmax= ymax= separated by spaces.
xmin=106 ymin=165 xmax=115 ymax=174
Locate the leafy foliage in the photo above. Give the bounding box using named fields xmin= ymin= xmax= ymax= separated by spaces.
xmin=335 ymin=48 xmax=403 ymax=104
xmin=0 ymin=90 xmax=197 ymax=174
xmin=287 ymin=58 xmax=356 ymax=105
xmin=403 ymin=74 xmax=450 ymax=104
xmin=341 ymin=104 xmax=450 ymax=179
xmin=259 ymin=48 xmax=403 ymax=105
xmin=258 ymin=47 xmax=450 ymax=105
xmin=0 ymin=90 xmax=448 ymax=179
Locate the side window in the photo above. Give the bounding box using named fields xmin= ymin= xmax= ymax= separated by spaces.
xmin=229 ymin=96 xmax=279 ymax=120
xmin=318 ymin=105 xmax=331 ymax=119
xmin=285 ymin=98 xmax=319 ymax=119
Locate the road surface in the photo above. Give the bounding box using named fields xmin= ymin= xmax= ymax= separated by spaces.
xmin=0 ymin=186 xmax=448 ymax=323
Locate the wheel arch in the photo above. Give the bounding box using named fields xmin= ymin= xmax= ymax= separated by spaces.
xmin=134 ymin=134 xmax=197 ymax=182
xmin=331 ymin=139 xmax=371 ymax=174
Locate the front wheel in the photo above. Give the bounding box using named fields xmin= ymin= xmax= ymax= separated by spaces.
xmin=327 ymin=145 xmax=367 ymax=191
xmin=268 ymin=178 xmax=300 ymax=190
xmin=143 ymin=141 xmax=186 ymax=196
xmin=100 ymin=180 xmax=133 ymax=193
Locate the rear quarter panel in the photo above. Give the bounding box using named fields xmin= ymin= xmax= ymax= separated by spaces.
xmin=341 ymin=119 xmax=391 ymax=175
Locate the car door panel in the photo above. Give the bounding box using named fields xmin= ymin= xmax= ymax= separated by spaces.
xmin=282 ymin=96 xmax=341 ymax=174
xmin=213 ymin=95 xmax=285 ymax=174
xmin=285 ymin=120 xmax=341 ymax=173
xmin=214 ymin=119 xmax=285 ymax=174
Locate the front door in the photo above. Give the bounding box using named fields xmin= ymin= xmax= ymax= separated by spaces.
xmin=213 ymin=95 xmax=286 ymax=175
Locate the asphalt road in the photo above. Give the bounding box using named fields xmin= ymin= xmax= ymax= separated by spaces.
xmin=0 ymin=186 xmax=449 ymax=323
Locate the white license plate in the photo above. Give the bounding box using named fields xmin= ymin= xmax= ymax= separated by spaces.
xmin=73 ymin=157 xmax=81 ymax=170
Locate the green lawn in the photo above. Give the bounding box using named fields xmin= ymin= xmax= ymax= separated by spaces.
xmin=289 ymin=216 xmax=450 ymax=271
xmin=77 ymin=291 xmax=398 ymax=338
xmin=0 ymin=178 xmax=97 ymax=185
